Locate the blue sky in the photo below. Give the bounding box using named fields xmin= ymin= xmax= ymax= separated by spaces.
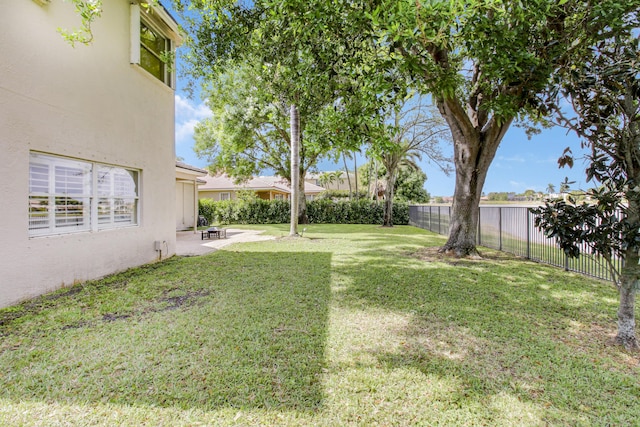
xmin=175 ymin=89 xmax=589 ymax=197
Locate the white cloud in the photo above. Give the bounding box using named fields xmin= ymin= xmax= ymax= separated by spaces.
xmin=497 ymin=155 xmax=526 ymax=163
xmin=174 ymin=94 xmax=212 ymax=146
xmin=176 ymin=119 xmax=200 ymax=145
xmin=537 ymin=156 xmax=558 ymax=164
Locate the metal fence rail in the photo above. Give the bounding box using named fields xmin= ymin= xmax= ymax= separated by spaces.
xmin=409 ymin=205 xmax=620 ymax=282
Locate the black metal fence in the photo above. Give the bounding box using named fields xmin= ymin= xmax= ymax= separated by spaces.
xmin=409 ymin=205 xmax=620 ymax=282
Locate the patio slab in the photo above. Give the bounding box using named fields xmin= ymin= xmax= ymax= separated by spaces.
xmin=175 ymin=228 xmax=275 ymax=256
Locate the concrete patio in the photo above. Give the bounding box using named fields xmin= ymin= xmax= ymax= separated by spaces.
xmin=175 ymin=228 xmax=275 ymax=256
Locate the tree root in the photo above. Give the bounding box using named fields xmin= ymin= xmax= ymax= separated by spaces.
xmin=614 ymin=335 xmax=640 ymax=352
xmin=438 ymin=244 xmax=481 ymax=259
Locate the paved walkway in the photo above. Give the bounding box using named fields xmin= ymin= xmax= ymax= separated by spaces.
xmin=175 ymin=228 xmax=275 ymax=256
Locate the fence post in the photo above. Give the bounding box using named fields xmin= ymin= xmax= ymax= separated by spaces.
xmin=498 ymin=207 xmax=503 ymax=251
xmin=526 ymin=208 xmax=531 ymax=260
xmin=477 ymin=206 xmax=482 ymax=246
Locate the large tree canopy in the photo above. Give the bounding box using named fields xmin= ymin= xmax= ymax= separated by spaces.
xmin=176 ymin=0 xmax=396 ymax=225
xmin=192 ymin=61 xmax=335 ymax=197
xmin=367 ymin=0 xmax=638 ymax=256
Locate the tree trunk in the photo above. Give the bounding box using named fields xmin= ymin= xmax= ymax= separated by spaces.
xmin=354 ymin=154 xmax=358 ymax=197
xmin=616 ymin=198 xmax=640 ymax=349
xmin=298 ymin=172 xmax=308 ymax=224
xmin=616 ymin=268 xmax=638 ymax=350
xmin=289 ymin=104 xmax=300 ymax=236
xmin=383 ymin=169 xmax=396 ymax=227
xmin=342 ymin=153 xmax=352 ymax=199
xmin=437 ymin=98 xmax=513 ymax=257
xmin=374 ymin=158 xmax=380 ymax=204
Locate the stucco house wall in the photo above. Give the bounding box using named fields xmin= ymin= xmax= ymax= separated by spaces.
xmin=0 ymin=0 xmax=179 ymax=307
xmin=176 ymin=162 xmax=207 ymax=231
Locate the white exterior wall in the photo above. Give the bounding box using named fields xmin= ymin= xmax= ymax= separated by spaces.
xmin=175 ymin=181 xmax=196 ymax=230
xmin=0 ymin=0 xmax=177 ymax=307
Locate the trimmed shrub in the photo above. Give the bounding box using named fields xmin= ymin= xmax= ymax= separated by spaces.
xmin=198 ymin=198 xmax=217 ymax=225
xmin=200 ymin=198 xmax=409 ymax=226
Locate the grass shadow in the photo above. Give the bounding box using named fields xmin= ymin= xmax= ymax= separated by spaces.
xmin=0 ymin=251 xmax=331 ymax=413
xmin=333 ymin=249 xmax=640 ymax=424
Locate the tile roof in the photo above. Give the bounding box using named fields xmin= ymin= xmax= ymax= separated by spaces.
xmin=176 ymin=161 xmax=208 ymax=175
xmin=199 ymin=174 xmax=326 ymax=194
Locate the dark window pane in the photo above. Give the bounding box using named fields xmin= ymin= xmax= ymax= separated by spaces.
xmin=140 ymin=45 xmax=164 ymax=81
xmin=140 ymin=22 xmax=165 ymax=55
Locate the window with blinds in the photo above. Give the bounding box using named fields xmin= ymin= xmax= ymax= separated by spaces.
xmin=29 ymin=153 xmax=139 ymax=237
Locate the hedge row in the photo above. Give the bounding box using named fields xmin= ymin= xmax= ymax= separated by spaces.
xmin=199 ymin=198 xmax=409 ymax=226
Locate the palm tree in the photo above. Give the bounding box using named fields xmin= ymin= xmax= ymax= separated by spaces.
xmin=332 ymin=171 xmax=344 ymax=190
xmin=318 ymin=172 xmax=332 ymax=188
xmin=546 ymin=183 xmax=556 ymax=194
xmin=559 ymin=178 xmax=575 ymax=194
xmin=380 ymin=144 xmax=424 ymax=226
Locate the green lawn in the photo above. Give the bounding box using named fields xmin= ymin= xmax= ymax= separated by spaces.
xmin=1 ymin=225 xmax=638 ymax=426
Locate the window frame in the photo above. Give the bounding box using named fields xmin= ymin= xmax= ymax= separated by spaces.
xmin=220 ymin=192 xmax=231 ymax=201
xmin=130 ymin=3 xmax=177 ymax=88
xmin=29 ymin=153 xmax=140 ymax=237
xmin=139 ymin=18 xmax=172 ymax=85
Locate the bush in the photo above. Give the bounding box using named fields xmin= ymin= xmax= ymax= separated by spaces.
xmin=198 ymin=199 xmax=217 ymax=225
xmin=317 ymin=189 xmax=369 ymax=200
xmin=199 ymin=198 xmax=409 ymax=226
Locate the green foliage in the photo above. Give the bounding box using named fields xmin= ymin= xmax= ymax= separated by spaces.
xmin=368 ymin=0 xmax=639 ymax=254
xmin=318 ymin=189 xmax=368 ymax=200
xmin=309 ymin=199 xmax=409 ymax=225
xmin=180 ymin=0 xmax=394 ymax=184
xmin=58 ymin=0 xmax=103 ymax=46
xmin=394 ymin=167 xmax=430 ymax=203
xmin=487 ymin=192 xmax=510 ymax=202
xmin=532 ymin=200 xmax=623 ymax=261
xmin=199 ymin=198 xmax=409 ymax=226
xmin=534 ymin=13 xmax=640 ymax=280
xmin=532 ymin=16 xmax=640 ymax=348
xmin=198 ymin=198 xmax=217 ymax=225
xmin=209 ymin=199 xmax=291 ymax=225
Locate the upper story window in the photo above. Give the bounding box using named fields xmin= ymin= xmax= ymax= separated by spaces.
xmin=130 ymin=2 xmax=181 ymax=88
xmin=140 ymin=20 xmax=172 ymax=85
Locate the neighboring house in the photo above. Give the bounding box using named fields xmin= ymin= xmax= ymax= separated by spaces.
xmin=0 ymin=0 xmax=181 ymax=308
xmin=199 ymin=174 xmax=326 ymax=201
xmin=176 ymin=162 xmax=208 ymax=232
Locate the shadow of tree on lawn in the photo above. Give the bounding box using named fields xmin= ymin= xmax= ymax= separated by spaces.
xmin=333 ymin=251 xmax=640 ymax=425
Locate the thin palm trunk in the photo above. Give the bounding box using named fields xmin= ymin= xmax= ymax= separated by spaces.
xmin=354 ymin=154 xmax=358 ymax=198
xmin=298 ymin=170 xmax=308 ymax=224
xmin=374 ymin=158 xmax=379 ymax=203
xmin=289 ymin=104 xmax=299 ymax=236
xmin=342 ymin=153 xmax=352 ymax=199
xmin=383 ymin=167 xmax=397 ymax=227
